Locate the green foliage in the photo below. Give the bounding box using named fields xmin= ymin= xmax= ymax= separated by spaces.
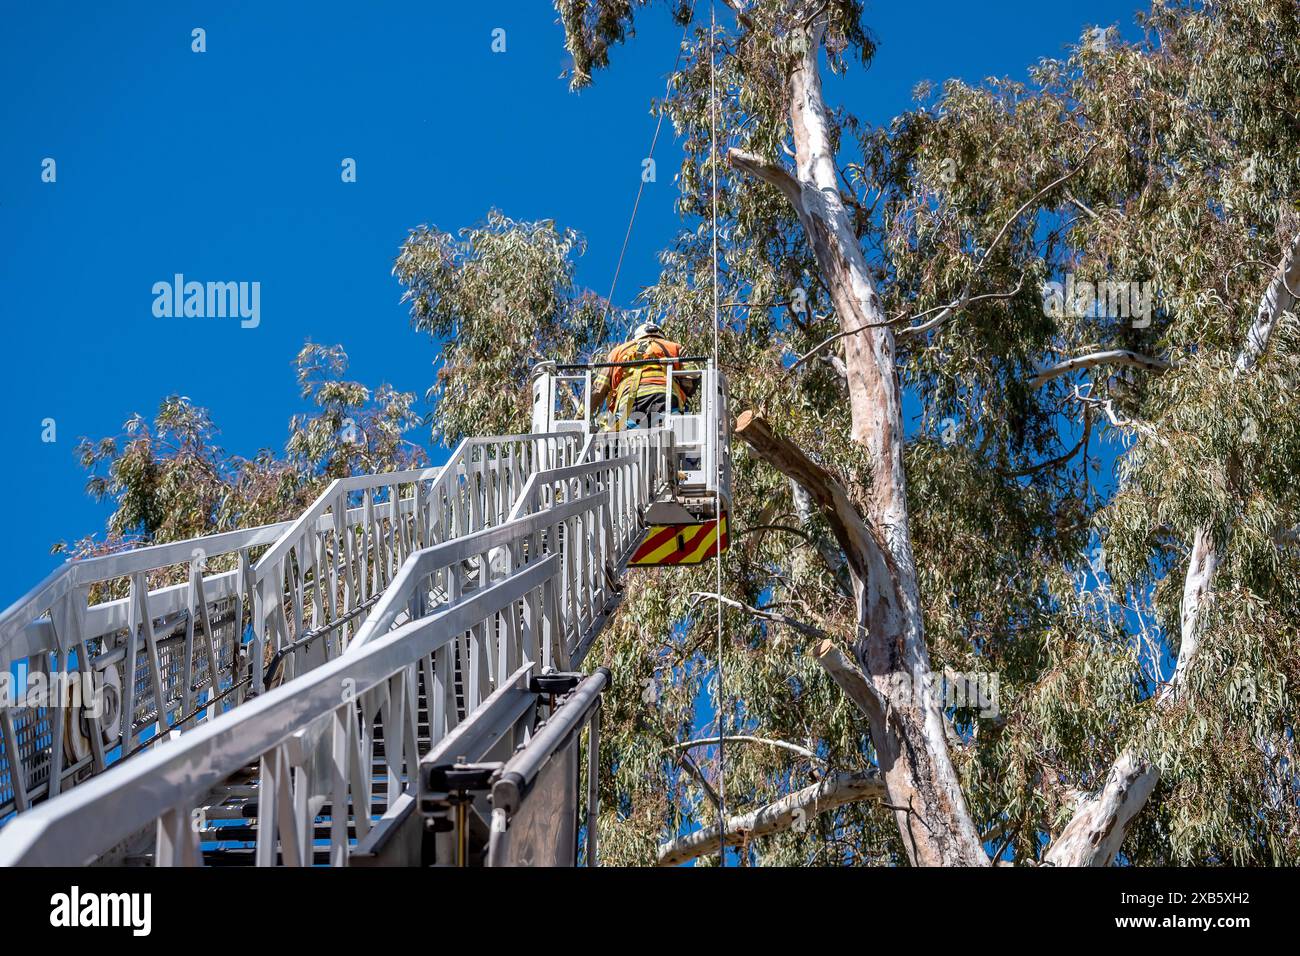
xmin=394 ymin=210 xmax=607 ymax=443
xmin=287 ymin=341 xmax=425 ymax=480
xmin=63 ymin=344 xmax=425 ymax=582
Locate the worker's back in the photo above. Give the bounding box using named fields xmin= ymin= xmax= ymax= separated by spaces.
xmin=605 ymin=336 xmax=684 ymax=400
xmin=593 ymin=324 xmax=690 ymax=429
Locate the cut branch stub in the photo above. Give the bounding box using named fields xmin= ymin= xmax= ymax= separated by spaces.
xmin=734 ymin=409 xmax=880 ymax=584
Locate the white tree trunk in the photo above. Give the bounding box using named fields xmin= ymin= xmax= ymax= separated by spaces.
xmin=1043 ymin=752 xmax=1159 ymax=866
xmin=786 ymin=21 xmax=985 ymax=868
xmin=732 ymin=108 xmax=987 ymax=851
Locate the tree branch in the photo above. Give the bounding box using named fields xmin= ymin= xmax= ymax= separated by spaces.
xmin=1001 ymin=410 xmax=1092 ymax=478
xmin=786 ymin=146 xmax=1096 ymax=370
xmin=789 ymin=479 xmax=853 ymax=595
xmin=1237 ymin=231 xmax=1300 ymax=373
xmin=894 ymin=277 xmax=1026 ymax=340
xmin=789 ymin=280 xmax=1025 ymax=370
xmin=896 ymin=146 xmax=1097 ymax=343
xmin=1042 ymin=752 xmax=1158 ymax=867
xmin=1164 ymin=233 xmax=1300 ymax=691
xmin=977 ymin=143 xmax=1099 ymax=273
xmin=788 ymin=145 xmax=1100 ymax=368
xmin=727 ymin=148 xmax=803 ymax=207
xmin=733 ymin=410 xmax=883 ymax=584
xmin=677 ymin=751 xmax=721 ymax=811
xmin=689 ymin=590 xmax=831 ymax=641
xmin=666 ymin=735 xmax=822 ymax=763
xmin=656 ymin=770 xmax=885 ymax=866
xmin=812 ymin=638 xmax=884 ymax=722
xmin=732 ymin=523 xmax=819 ymax=548
xmin=1029 ymin=349 xmax=1173 ymax=389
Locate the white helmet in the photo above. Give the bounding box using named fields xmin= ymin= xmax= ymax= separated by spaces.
xmin=632 ymin=320 xmax=663 ymax=340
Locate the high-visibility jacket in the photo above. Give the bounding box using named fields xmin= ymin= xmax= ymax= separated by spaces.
xmin=595 ymin=336 xmax=688 ymax=424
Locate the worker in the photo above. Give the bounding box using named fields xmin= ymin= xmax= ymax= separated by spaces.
xmin=589 ymin=320 xmax=694 ymax=430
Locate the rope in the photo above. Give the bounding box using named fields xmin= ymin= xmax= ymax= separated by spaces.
xmin=599 ymin=12 xmax=696 ymax=345
xmin=708 ymin=0 xmax=727 ymax=868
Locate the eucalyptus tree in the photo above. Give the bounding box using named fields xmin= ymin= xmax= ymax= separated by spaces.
xmin=392 ymin=0 xmax=1300 ymax=865
xmin=64 ymin=344 xmax=425 ymax=595
xmin=393 ymin=211 xmax=607 ymax=443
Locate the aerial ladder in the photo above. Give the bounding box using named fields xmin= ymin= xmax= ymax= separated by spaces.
xmin=0 ymin=359 xmax=731 ymax=866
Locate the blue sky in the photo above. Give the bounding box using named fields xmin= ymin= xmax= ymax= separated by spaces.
xmin=0 ymin=0 xmax=1148 ymax=606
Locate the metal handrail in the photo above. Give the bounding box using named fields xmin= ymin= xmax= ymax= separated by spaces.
xmin=0 ymin=521 xmax=293 ymax=668
xmin=346 ymin=492 xmax=612 ymax=650
xmin=0 ymin=555 xmax=563 ymax=867
xmin=250 ymin=462 xmax=454 ymax=576
xmin=0 ymin=432 xmax=586 ymax=822
xmin=0 ymin=436 xmax=650 ymax=864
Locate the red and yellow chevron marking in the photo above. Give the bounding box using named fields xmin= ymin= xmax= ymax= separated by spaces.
xmin=630 ymin=513 xmax=729 ymax=567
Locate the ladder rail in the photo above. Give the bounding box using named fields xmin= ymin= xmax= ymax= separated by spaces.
xmin=0 ymin=555 xmax=563 ymax=867
xmin=0 ymin=433 xmax=584 ymax=824
xmin=0 ymin=439 xmax=645 ymax=865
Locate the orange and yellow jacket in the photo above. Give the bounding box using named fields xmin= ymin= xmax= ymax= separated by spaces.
xmin=594 ymin=336 xmax=689 ymax=421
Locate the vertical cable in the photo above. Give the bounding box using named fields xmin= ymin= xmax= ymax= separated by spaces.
xmin=601 ymin=14 xmax=696 ymax=346
xmin=708 ymin=0 xmax=726 ymax=868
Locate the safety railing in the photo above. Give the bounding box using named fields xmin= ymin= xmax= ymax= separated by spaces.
xmin=0 ymin=522 xmax=291 ymax=819
xmin=0 ymin=432 xmax=643 ymax=865
xmin=245 ymin=432 xmax=582 ymax=691
xmin=530 ymin=359 xmax=731 ymax=510
xmin=0 ymin=433 xmax=583 ymax=826
xmin=348 ymin=438 xmax=654 ymax=656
